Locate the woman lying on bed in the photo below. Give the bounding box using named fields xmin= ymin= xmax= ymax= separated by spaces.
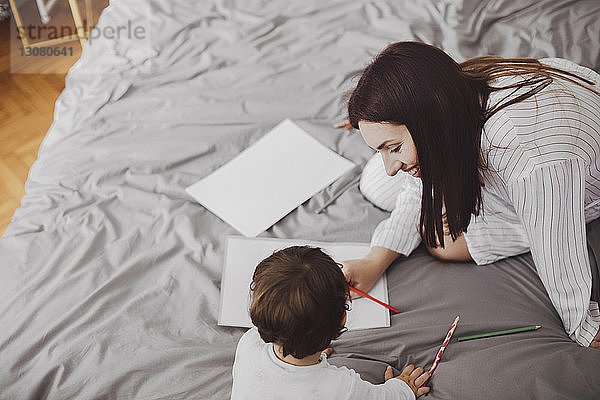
xmin=340 ymin=41 xmax=600 ymax=348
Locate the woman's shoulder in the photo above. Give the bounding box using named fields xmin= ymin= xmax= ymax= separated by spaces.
xmin=538 ymin=57 xmax=600 ymax=84
xmin=484 ymin=57 xmax=600 ymax=141
xmin=487 ymin=57 xmax=599 ymax=108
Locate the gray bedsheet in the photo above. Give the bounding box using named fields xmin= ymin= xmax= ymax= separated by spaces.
xmin=1 ymin=0 xmax=599 ymax=398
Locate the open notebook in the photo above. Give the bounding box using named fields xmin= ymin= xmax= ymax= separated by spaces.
xmin=219 ymin=236 xmax=392 ymax=331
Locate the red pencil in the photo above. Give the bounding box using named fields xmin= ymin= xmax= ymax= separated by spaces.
xmin=424 ymin=316 xmax=460 ymax=385
xmin=349 ymin=285 xmax=400 ymax=314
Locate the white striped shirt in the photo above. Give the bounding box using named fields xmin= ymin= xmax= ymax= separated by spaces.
xmin=365 ymin=58 xmax=600 ymax=346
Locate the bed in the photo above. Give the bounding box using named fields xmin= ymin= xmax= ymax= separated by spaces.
xmin=1 ymin=0 xmax=599 ymax=398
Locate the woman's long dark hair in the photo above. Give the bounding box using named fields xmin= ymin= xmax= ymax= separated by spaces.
xmin=348 ymin=41 xmax=597 ymax=248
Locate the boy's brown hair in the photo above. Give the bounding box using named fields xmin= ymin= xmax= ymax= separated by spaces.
xmin=249 ymin=246 xmax=350 ymax=359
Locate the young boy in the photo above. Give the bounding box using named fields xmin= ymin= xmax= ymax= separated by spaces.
xmin=231 ymin=245 xmax=430 ymax=399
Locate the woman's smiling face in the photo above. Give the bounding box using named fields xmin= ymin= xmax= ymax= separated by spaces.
xmin=358 ymin=121 xmax=420 ymax=178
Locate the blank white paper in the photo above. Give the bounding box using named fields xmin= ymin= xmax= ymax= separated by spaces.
xmin=185 ymin=119 xmax=355 ymax=237
xmin=219 ymin=236 xmax=391 ymax=331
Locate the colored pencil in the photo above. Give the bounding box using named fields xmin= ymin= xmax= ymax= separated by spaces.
xmin=457 ymin=325 xmax=542 ymax=342
xmin=426 ymin=316 xmax=460 ymax=382
xmin=348 ymin=285 xmax=400 ymax=314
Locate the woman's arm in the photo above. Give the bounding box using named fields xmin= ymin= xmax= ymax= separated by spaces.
xmin=426 ymin=234 xmax=472 ymax=262
xmin=425 ymin=203 xmax=472 ymax=262
xmin=369 ymin=175 xmax=423 ymax=256
xmin=509 ymin=158 xmax=600 ymax=346
xmin=342 ymin=175 xmax=422 ymax=295
xmin=341 ymin=247 xmax=400 ymax=297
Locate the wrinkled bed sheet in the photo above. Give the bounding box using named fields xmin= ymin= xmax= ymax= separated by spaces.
xmin=1 ymin=0 xmax=599 ymax=398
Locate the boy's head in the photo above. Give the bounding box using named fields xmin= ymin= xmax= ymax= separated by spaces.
xmin=249 ymin=246 xmax=350 ymax=359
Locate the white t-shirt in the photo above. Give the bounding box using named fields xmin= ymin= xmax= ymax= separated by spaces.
xmin=231 ymin=327 xmax=415 ymax=400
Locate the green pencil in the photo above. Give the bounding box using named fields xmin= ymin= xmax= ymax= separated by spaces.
xmin=457 ymin=325 xmax=542 ymax=342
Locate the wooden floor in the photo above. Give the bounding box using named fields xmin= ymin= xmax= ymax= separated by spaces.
xmin=0 ymin=1 xmax=106 ymax=237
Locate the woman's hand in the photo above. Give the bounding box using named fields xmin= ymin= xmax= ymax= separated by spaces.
xmin=591 ymin=327 xmax=600 ymax=349
xmin=340 ymin=247 xmax=399 ymax=299
xmin=341 ymin=258 xmax=384 ymax=299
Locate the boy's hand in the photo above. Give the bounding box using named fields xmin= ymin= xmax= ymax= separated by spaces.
xmin=385 ymin=364 xmax=430 ymax=398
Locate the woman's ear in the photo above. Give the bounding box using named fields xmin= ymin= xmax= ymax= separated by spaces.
xmin=340 ymin=311 xmax=347 ymax=327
